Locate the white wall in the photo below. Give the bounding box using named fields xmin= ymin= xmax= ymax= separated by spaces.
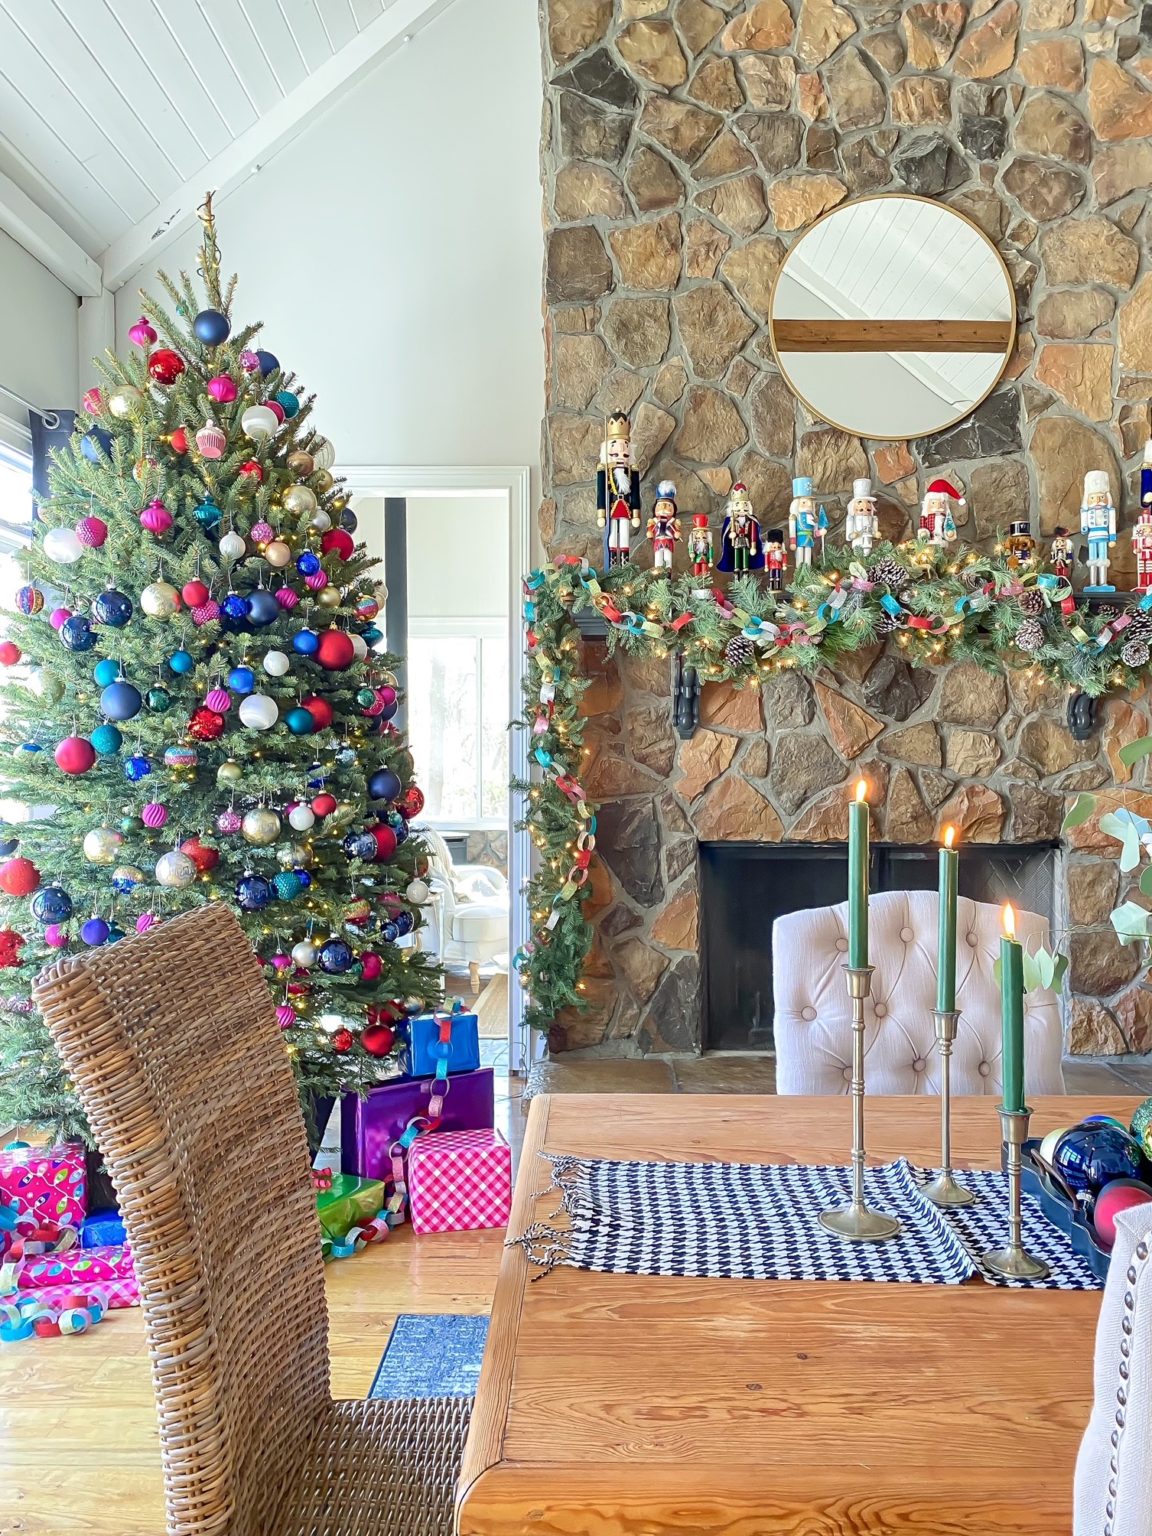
xmin=0 ymin=228 xmax=79 ymax=445
xmin=359 ymin=494 xmax=508 ymax=620
xmin=118 ymin=0 xmax=543 ymax=482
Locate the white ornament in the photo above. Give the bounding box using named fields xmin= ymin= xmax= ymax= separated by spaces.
xmin=219 ymin=530 xmax=247 ymax=562
xmin=155 ymin=850 xmax=197 ymax=889
xmin=311 ymin=437 xmax=335 ymax=471
xmin=405 ymin=878 xmax=430 ymax=904
xmin=262 ymin=649 xmax=290 ymax=677
xmin=349 ymin=633 xmax=368 ymax=661
xmin=241 ymin=404 xmax=279 ymax=442
xmin=288 ymin=804 xmax=315 ymax=832
xmin=43 ymin=527 xmax=84 ymax=564
xmin=238 ymin=692 xmax=279 ymax=730
xmin=310 ymin=510 xmax=332 ymax=533
xmin=291 ymin=940 xmax=317 ymax=968
xmin=140 ymin=581 xmax=181 ymax=619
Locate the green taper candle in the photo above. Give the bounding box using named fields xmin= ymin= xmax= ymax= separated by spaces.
xmin=936 ymin=825 xmax=959 ymax=1013
xmin=999 ymin=903 xmax=1025 ymax=1113
xmin=847 ymin=779 xmax=869 ymax=969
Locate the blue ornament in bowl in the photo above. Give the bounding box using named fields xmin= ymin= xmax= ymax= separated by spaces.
xmin=318 ymin=938 xmax=353 ymax=974
xmin=93 ymin=588 xmax=133 ymax=628
xmin=1053 ymin=1122 xmax=1144 ymax=1195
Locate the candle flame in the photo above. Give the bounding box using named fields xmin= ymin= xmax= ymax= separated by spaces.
xmin=1002 ymin=902 xmax=1016 ymax=941
xmin=854 ymin=778 xmax=868 ymax=803
xmin=943 ymin=825 xmax=956 ymax=850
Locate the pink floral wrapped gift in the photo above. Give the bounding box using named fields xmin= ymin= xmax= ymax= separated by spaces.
xmin=0 ymin=1142 xmax=87 ymax=1232
xmin=407 ymin=1128 xmax=512 ymax=1235
xmin=16 ymin=1244 xmax=138 ymax=1308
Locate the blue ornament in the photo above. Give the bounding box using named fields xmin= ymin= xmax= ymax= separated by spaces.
xmin=274 ymin=390 xmax=299 ymax=418
xmin=81 ymin=917 xmax=110 ymax=947
xmin=272 ymin=870 xmax=302 ymax=901
xmin=394 ymin=911 xmax=414 ymax=938
xmin=169 ymin=649 xmax=195 ymax=675
xmin=296 ymin=551 xmax=321 ymax=577
xmin=124 ymin=753 xmax=152 ymax=783
xmin=380 ymin=921 xmax=400 ymax=943
xmin=368 ymin=768 xmax=402 ymax=803
xmin=378 ymin=699 xmax=398 ymax=722
xmin=294 ymin=867 xmax=312 ymax=888
xmin=236 ymin=873 xmax=274 ymax=911
xmin=31 ymin=887 xmax=73 ymax=924
xmin=80 ymin=429 xmax=113 ymax=463
xmin=93 ymin=589 xmax=132 ymax=628
xmin=15 ymin=742 xmax=41 ymax=755
xmin=388 ymin=811 xmax=410 ymax=846
xmin=340 ymin=508 xmax=358 ymax=533
xmin=111 ymin=868 xmax=144 ymax=895
xmin=105 ymin=924 xmax=126 ymax=943
xmin=221 ymin=593 xmax=250 ymax=622
xmin=318 ymin=938 xmax=354 ymax=974
xmin=285 ymin=707 xmax=314 ymax=735
xmin=228 ymin=666 xmax=256 ymax=693
xmin=16 ymin=585 xmax=43 ymax=615
xmin=90 ymin=723 xmax=123 ymax=756
xmin=195 ymin=498 xmax=221 ymax=533
xmin=93 ymin=658 xmax=120 ymax=686
xmin=292 ymin=628 xmax=319 ymax=656
xmin=342 ymin=831 xmax=377 ymax=861
xmin=100 ymin=680 xmax=143 ymax=722
xmin=60 ymin=615 xmax=97 ymax=652
xmin=192 ymin=309 xmax=230 ymax=345
xmin=255 ymin=349 xmax=279 ymax=376
xmin=0 ymin=836 xmax=17 ymax=857
xmin=1054 ymin=1123 xmax=1143 ymax=1195
xmin=361 ymin=624 xmax=382 ymax=647
xmin=246 ymin=589 xmax=280 ymax=627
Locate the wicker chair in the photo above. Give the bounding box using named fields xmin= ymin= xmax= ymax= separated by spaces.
xmin=33 ymin=902 xmax=470 ymax=1536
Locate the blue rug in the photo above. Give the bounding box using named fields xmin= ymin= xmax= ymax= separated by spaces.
xmin=369 ymin=1313 xmax=489 ymax=1400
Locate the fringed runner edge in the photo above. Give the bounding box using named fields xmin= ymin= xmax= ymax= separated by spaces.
xmin=505 ymin=1153 xmax=587 ymax=1279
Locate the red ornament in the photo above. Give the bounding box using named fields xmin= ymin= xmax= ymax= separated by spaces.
xmin=0 ymin=928 xmax=23 ymax=967
xmin=55 ymin=735 xmax=96 ymax=775
xmin=0 ymin=642 xmax=21 ymax=666
xmin=332 ymin=1028 xmax=354 ymax=1054
xmin=182 ymin=579 xmax=210 ymax=607
xmin=311 ymin=793 xmax=337 ymax=818
xmin=360 ymin=1024 xmax=396 ymax=1058
xmin=76 ymin=515 xmax=108 ymax=548
xmin=239 ymin=460 xmax=265 ymax=483
xmin=399 ymin=785 xmax=425 ymax=819
xmin=320 ymin=528 xmax=355 ymax=561
xmin=371 ymin=824 xmax=398 ymax=862
xmin=81 ymin=387 xmax=103 ymax=415
xmin=302 ymin=695 xmax=334 ymax=731
xmin=316 ymin=629 xmax=355 ymax=671
xmin=188 ymin=706 xmax=226 ymax=742
xmin=266 ymin=400 xmax=286 ymax=424
xmin=148 ymin=349 xmax=186 ymax=385
xmin=167 ymin=427 xmax=189 ymax=454
xmin=0 ymin=856 xmax=39 ymax=896
xmin=360 ymin=951 xmax=382 ymax=981
xmin=179 ymin=837 xmax=220 ymax=872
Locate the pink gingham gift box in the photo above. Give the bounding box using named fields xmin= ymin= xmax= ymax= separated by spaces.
xmin=407 ymin=1128 xmax=512 ymax=1235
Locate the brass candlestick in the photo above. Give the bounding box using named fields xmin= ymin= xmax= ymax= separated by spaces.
xmin=819 ymin=965 xmax=902 ymax=1243
xmin=981 ymin=1107 xmax=1050 ymax=1281
xmin=923 ymin=1009 xmax=976 ymax=1209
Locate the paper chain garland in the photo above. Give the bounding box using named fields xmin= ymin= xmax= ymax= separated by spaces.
xmin=514 ymin=543 xmax=1152 ymax=1029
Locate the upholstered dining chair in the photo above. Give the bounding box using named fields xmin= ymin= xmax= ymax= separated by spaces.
xmin=33 ymin=903 xmax=470 ymax=1536
xmin=773 ymin=891 xmax=1065 ymax=1097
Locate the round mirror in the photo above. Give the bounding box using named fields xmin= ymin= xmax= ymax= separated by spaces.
xmin=768 ymin=194 xmax=1016 ymax=442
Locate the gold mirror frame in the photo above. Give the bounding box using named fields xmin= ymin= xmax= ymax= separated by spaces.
xmin=766 ymin=192 xmax=1018 ymax=443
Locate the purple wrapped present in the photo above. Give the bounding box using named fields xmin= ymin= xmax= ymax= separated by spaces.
xmin=340 ymin=1066 xmax=495 ymax=1183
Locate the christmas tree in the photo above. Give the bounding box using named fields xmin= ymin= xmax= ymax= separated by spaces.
xmin=0 ymin=196 xmax=442 ymax=1143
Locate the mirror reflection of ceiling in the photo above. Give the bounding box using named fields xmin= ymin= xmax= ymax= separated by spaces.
xmin=769 ymin=196 xmax=1016 ymax=442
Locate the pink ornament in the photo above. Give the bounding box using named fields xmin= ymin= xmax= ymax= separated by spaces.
xmin=196 ymin=421 xmax=227 ymax=459
xmin=139 ymin=498 xmax=173 ymax=536
xmin=305 ymin=570 xmax=328 ymax=591
xmin=377 ymin=685 xmax=398 ymax=707
xmin=360 ymin=952 xmax=382 ymax=982
xmin=128 ymin=317 xmax=157 ymax=347
xmin=207 ymin=374 xmax=238 ymax=404
xmin=217 ymin=809 xmax=242 ymax=834
xmin=44 ymin=924 xmax=69 ymax=949
xmin=266 ymin=400 xmax=286 ymax=424
xmin=270 ymin=952 xmax=292 ymax=972
xmin=239 ymin=349 xmax=260 ymax=373
xmin=250 ymin=521 xmax=275 ymax=545
xmin=191 ymin=600 xmax=221 ymax=626
xmin=81 ymin=387 xmax=103 ymax=415
xmin=55 ymin=735 xmax=96 ymax=775
xmin=136 ymin=913 xmax=158 ymax=934
xmin=141 ymin=802 xmax=168 ymax=829
xmin=274 ymin=586 xmax=299 ymax=610
xmin=275 ymin=1004 xmax=297 ymax=1030
xmin=49 ymin=607 xmax=72 ymax=631
xmin=75 ymin=515 xmax=108 ymax=548
xmin=204 ymin=687 xmax=232 ymax=713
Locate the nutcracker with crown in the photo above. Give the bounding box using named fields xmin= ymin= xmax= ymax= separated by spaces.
xmin=646 ymin=480 xmax=680 ymax=572
xmin=1005 ymin=518 xmax=1037 ymax=571
xmin=1133 ymin=512 xmax=1152 ymax=596
xmin=595 ymin=411 xmax=641 ymax=570
xmin=686 ymin=512 xmax=713 ymax=581
xmin=788 ymin=477 xmax=828 ymax=569
xmin=716 ymin=482 xmax=763 ymax=573
xmin=845 ymin=478 xmax=879 ymax=557
xmin=918 ymin=479 xmax=963 ymax=547
xmin=1081 ymin=469 xmax=1117 ymax=592
xmin=764 ymin=528 xmax=787 ymax=592
xmin=1049 ymin=526 xmax=1076 ymax=583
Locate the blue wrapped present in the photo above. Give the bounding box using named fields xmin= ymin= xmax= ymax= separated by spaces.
xmin=82 ymin=1208 xmax=126 ymax=1248
xmin=399 ymin=1009 xmax=480 ymax=1078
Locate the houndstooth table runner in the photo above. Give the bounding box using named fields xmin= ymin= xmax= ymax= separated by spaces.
xmin=513 ymin=1154 xmax=1101 ymax=1290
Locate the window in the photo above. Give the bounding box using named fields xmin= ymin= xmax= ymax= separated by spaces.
xmin=0 ymin=445 xmax=35 ymax=823
xmin=407 ymin=618 xmax=508 ymax=826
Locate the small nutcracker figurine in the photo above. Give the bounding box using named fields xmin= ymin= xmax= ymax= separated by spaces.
xmin=788 ymin=476 xmax=829 ymax=569
xmin=1004 ymin=518 xmax=1037 ymax=571
xmin=764 ymin=528 xmax=787 ymax=592
xmin=1048 ymin=526 xmax=1075 ymax=583
xmin=686 ymin=512 xmax=714 ymax=580
xmin=1133 ymin=506 xmax=1152 ymax=594
xmin=717 ymin=482 xmax=764 ymax=573
xmin=595 ymin=411 xmax=641 ymax=570
xmin=917 ymin=479 xmax=963 ymax=546
xmin=845 ymin=477 xmax=879 ymax=557
xmin=647 ymin=480 xmax=681 ymax=571
xmin=1081 ymin=469 xmax=1116 ymax=592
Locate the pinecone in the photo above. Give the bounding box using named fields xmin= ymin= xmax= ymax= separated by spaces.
xmin=1015 ymin=617 xmax=1046 ymax=654
xmin=724 ymin=634 xmax=755 ymax=669
xmin=1096 ymin=603 xmax=1121 ymax=621
xmin=1017 ymin=587 xmax=1047 ymax=617
xmin=867 ymin=556 xmax=906 ymax=589
xmin=876 ymin=610 xmax=902 ymax=635
xmin=1123 ymin=610 xmax=1152 ymax=643
xmin=1122 ymin=638 xmax=1151 ymax=669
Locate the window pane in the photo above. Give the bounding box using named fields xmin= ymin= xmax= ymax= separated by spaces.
xmin=0 ymin=451 xmax=33 ymax=534
xmin=407 ymin=636 xmax=480 ymax=821
xmin=480 ymin=634 xmax=509 ymax=821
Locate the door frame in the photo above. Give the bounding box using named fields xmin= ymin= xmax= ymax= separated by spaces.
xmin=338 ymin=464 xmax=533 ymax=1072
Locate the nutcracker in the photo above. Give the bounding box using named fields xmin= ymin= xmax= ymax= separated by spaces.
xmin=1081 ymin=469 xmax=1116 ymax=592
xmin=595 ymin=411 xmax=641 ymax=570
xmin=1048 ymin=526 xmax=1075 ymax=583
xmin=1133 ymin=506 xmax=1152 ymax=594
xmin=1143 ymin=438 xmax=1152 ymax=512
xmin=788 ymin=476 xmax=829 ymax=570
xmin=1004 ymin=518 xmax=1037 ymax=571
xmin=764 ymin=528 xmax=787 ymax=592
xmin=845 ymin=477 xmax=879 ymax=558
xmin=686 ymin=512 xmax=714 ymax=581
xmin=717 ymin=482 xmax=764 ymax=573
xmin=917 ymin=479 xmax=963 ymax=547
xmin=646 ymin=480 xmax=681 ymax=572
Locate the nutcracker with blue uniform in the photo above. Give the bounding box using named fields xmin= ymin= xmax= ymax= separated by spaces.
xmin=596 ymin=411 xmax=641 ymax=570
xmin=1133 ymin=441 xmax=1152 ymax=593
xmin=788 ymin=476 xmax=828 ymax=569
xmin=647 ymin=480 xmax=681 ymax=571
xmin=716 ymin=482 xmax=763 ymax=573
xmin=1081 ymin=469 xmax=1116 ymax=592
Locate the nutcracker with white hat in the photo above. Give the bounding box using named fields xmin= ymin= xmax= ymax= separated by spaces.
xmin=646 ymin=479 xmax=681 ymax=572
xmin=845 ymin=477 xmax=879 ymax=557
xmin=917 ymin=479 xmax=963 ymax=547
xmin=1081 ymin=468 xmax=1116 ymax=592
xmin=788 ymin=475 xmax=829 ymax=569
xmin=1132 ymin=446 xmax=1152 ymax=593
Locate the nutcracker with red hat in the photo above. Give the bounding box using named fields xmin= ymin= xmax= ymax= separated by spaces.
xmin=596 ymin=410 xmax=641 ymax=570
xmin=1004 ymin=518 xmax=1037 ymax=571
xmin=918 ymin=478 xmax=963 ymax=547
xmin=717 ymin=482 xmax=764 ymax=573
xmin=1081 ymin=469 xmax=1116 ymax=592
xmin=764 ymin=528 xmax=787 ymax=592
xmin=647 ymin=480 xmax=681 ymax=572
xmin=845 ymin=478 xmax=879 ymax=558
xmin=1048 ymin=526 xmax=1075 ymax=583
xmin=686 ymin=512 xmax=714 ymax=580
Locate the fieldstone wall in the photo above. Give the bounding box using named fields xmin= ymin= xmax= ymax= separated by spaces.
xmin=537 ymin=0 xmax=1152 ymax=1057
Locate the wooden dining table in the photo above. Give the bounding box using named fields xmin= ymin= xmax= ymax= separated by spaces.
xmin=456 ymin=1092 xmax=1140 ymax=1536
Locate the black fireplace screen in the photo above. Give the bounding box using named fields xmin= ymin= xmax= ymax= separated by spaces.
xmin=699 ymin=841 xmax=1057 ymax=1052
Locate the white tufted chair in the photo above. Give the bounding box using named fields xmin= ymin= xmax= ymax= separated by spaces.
xmin=773 ymin=891 xmax=1065 ymax=1097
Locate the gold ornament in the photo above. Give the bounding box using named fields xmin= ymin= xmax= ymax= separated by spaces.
xmin=140 ymin=581 xmax=181 ymax=619
xmin=83 ymin=827 xmax=122 ymax=864
xmin=282 ymin=484 xmax=317 ymax=519
xmin=310 ymin=469 xmax=334 ymax=495
xmin=242 ymin=807 xmax=282 ymax=846
xmin=278 ymin=843 xmax=308 ymax=869
xmin=108 ymin=385 xmax=144 ymax=419
xmin=317 ymin=585 xmax=341 ymax=609
xmin=329 ymin=800 xmax=358 ymax=830
xmin=286 ymin=451 xmax=314 ymax=478
xmin=264 ymin=539 xmax=292 ymax=568
xmin=217 ymin=760 xmax=243 ymax=787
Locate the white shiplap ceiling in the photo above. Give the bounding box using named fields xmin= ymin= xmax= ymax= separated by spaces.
xmin=0 ymin=0 xmax=452 ymax=288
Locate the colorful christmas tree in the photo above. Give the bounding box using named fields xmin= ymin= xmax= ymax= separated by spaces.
xmin=0 ymin=196 xmax=442 ymax=1143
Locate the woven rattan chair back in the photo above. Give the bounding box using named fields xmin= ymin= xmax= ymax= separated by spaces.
xmin=35 ymin=903 xmax=328 ymax=1536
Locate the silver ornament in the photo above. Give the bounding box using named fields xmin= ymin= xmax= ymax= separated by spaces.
xmin=156 ymin=850 xmax=197 ymax=888
xmin=291 ymin=940 xmax=317 ymax=968
xmin=242 ymin=807 xmax=282 ymax=846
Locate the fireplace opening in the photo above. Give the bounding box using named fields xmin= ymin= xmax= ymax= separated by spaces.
xmin=699 ymin=841 xmax=1058 ymax=1053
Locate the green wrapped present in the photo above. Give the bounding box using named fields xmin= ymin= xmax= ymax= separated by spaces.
xmin=315 ymin=1173 xmax=386 ymax=1241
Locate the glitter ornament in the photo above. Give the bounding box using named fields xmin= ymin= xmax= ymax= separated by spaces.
xmin=191 ymin=599 xmax=221 ymax=626
xmin=238 ymin=693 xmax=278 ymax=731
xmin=188 ymin=706 xmax=226 ymax=741
xmin=141 ymin=582 xmax=181 ymax=619
xmin=124 ymin=753 xmax=152 ymax=782
xmin=291 ymin=940 xmax=317 ymax=968
xmin=332 ymin=1028 xmax=354 ymax=1053
xmin=356 ymin=597 xmax=379 ymax=622
xmin=250 ymin=521 xmax=275 ymax=546
xmin=76 ymin=516 xmax=108 ymax=549
xmin=164 ymin=745 xmax=197 ymax=770
xmin=180 ymin=837 xmax=219 ymax=872
xmin=207 ymin=374 xmax=238 ymax=403
xmin=140 ymin=498 xmax=173 ymax=535
xmin=90 ymin=724 xmax=123 ymax=755
xmin=399 ymin=785 xmax=425 ymax=819
xmin=217 ymin=809 xmax=243 ymax=834
xmin=0 ymin=856 xmax=40 ymax=895
xmin=147 ymin=348 xmax=185 ymax=384
xmin=218 ymin=530 xmax=246 ymax=562
xmin=196 ymin=421 xmax=227 ymax=459
xmin=44 ymin=526 xmax=84 ymax=564
xmin=15 ymin=584 xmax=44 ymax=614
xmin=141 ymin=802 xmax=168 ymax=829
xmin=55 ymin=735 xmax=96 ymax=774
xmin=242 ymin=807 xmax=281 ymax=846
xmin=111 ymin=865 xmax=146 ymax=893
xmin=273 ymin=871 xmax=302 ymax=901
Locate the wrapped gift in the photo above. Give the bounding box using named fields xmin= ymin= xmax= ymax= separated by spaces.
xmin=398 ymin=1010 xmax=480 ymax=1078
xmin=13 ymin=1243 xmax=137 ymax=1306
xmin=0 ymin=1142 xmax=87 ymax=1232
xmin=8 ymin=1273 xmax=139 ymax=1313
xmin=340 ymin=1066 xmax=495 ymax=1182
xmin=82 ymin=1209 xmax=126 ymax=1249
xmin=315 ymin=1174 xmax=386 ymax=1241
xmin=407 ymin=1128 xmax=512 ymax=1235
